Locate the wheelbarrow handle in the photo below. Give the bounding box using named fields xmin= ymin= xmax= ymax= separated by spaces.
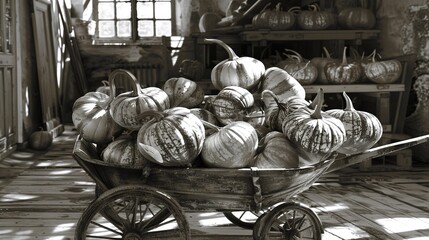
xmin=325 ymin=134 xmax=429 ymax=173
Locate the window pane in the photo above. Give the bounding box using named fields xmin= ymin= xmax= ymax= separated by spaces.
xmin=137 ymin=2 xmax=153 ymax=18
xmin=138 ymin=20 xmax=154 ymax=37
xmin=117 ymin=21 xmax=131 ymax=37
xmin=98 ymin=2 xmax=114 ymax=19
xmin=155 ymin=2 xmax=171 ymax=19
xmin=155 ymin=20 xmax=171 ymax=36
xmin=116 ymin=2 xmax=131 ymax=19
xmin=99 ymin=21 xmax=115 ymax=37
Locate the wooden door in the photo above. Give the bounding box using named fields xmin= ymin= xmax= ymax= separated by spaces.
xmin=0 ymin=0 xmax=18 ymax=159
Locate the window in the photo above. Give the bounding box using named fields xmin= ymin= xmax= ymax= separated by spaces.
xmin=92 ymin=0 xmax=175 ymax=43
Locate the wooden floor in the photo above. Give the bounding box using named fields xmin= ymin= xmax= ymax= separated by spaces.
xmin=1 ymin=125 xmax=429 ymax=239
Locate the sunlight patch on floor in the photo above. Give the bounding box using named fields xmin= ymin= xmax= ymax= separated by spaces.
xmin=0 ymin=193 xmax=38 ymax=202
xmin=49 ymin=169 xmax=73 ymax=175
xmin=376 ymin=217 xmax=429 ymax=233
xmin=52 ymin=223 xmax=75 ymax=233
xmin=324 ymin=223 xmax=371 ymax=239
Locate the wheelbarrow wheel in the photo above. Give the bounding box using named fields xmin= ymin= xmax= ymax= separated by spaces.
xmin=75 ymin=185 xmax=190 ymax=240
xmin=254 ymin=202 xmax=323 ymax=240
xmin=223 ymin=210 xmax=266 ymax=229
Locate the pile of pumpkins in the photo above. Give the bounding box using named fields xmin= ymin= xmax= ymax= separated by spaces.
xmin=72 ymin=38 xmax=384 ymax=170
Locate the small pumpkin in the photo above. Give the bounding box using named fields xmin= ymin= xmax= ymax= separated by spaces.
xmin=325 ymin=47 xmax=362 ymax=84
xmin=201 ymin=121 xmax=258 ymax=168
xmin=297 ymin=3 xmax=337 ymax=30
xmin=252 ymin=4 xmax=299 ymax=30
xmin=282 ymin=88 xmax=346 ymax=163
xmin=29 ymin=128 xmax=53 ymax=150
xmin=212 ymin=86 xmax=254 ymax=125
xmin=311 ymin=47 xmax=341 ymax=84
xmin=326 ymin=92 xmax=383 ymax=155
xmin=260 ymin=67 xmax=306 ymax=110
xmin=137 ymin=107 xmax=205 ymax=167
xmin=95 ymin=80 xmax=110 ymax=95
xmin=204 ymin=38 xmax=265 ymax=90
xmin=102 ymin=135 xmax=149 ymax=168
xmin=162 ymin=77 xmax=205 ymax=108
xmin=279 ymin=49 xmax=318 ymax=85
xmin=178 ymin=59 xmax=204 ymax=80
xmin=72 ymin=91 xmax=123 ymax=144
xmin=262 ymin=90 xmax=310 ymax=131
xmin=253 ymin=131 xmax=299 ymax=168
xmin=109 ymin=70 xmax=170 ymax=131
xmin=364 ymin=52 xmax=402 ymax=84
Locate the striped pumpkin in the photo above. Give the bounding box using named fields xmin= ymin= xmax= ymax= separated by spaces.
xmin=204 ymin=38 xmax=265 ymax=90
xmin=253 ymin=131 xmax=299 ymax=168
xmin=279 ymin=49 xmax=318 ymax=85
xmin=326 ymin=92 xmax=383 ymax=155
xmin=364 ymin=54 xmax=402 ymax=84
xmin=137 ymin=107 xmax=205 ymax=167
xmin=282 ymin=88 xmax=346 ymax=163
xmin=311 ymin=47 xmax=341 ymax=84
xmin=162 ymin=77 xmax=205 ymax=108
xmin=102 ymin=135 xmax=149 ymax=168
xmin=325 ymin=47 xmax=362 ymax=84
xmin=201 ymin=121 xmax=258 ymax=168
xmin=109 ymin=70 xmax=170 ymax=131
xmin=297 ymin=4 xmax=337 ymax=30
xmin=212 ymin=86 xmax=254 ymax=125
xmin=260 ymin=67 xmax=306 ymax=110
xmin=72 ymin=91 xmax=123 ymax=144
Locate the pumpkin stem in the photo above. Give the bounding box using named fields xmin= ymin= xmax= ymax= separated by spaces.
xmin=291 ymin=61 xmax=310 ymax=78
xmin=343 ymin=92 xmax=356 ymax=111
xmin=288 ymin=6 xmax=301 ymax=13
xmin=309 ymin=3 xmax=320 ymax=11
xmin=137 ymin=110 xmax=164 ymax=122
xmin=308 ymin=89 xmax=321 ymax=110
xmin=310 ymin=88 xmax=324 ymax=119
xmin=341 ymin=46 xmax=348 ymax=65
xmin=322 ymin=46 xmax=331 ymax=59
xmin=284 ymin=49 xmax=304 ymax=63
xmin=105 ymin=69 xmax=142 ymax=109
xmin=261 ymin=90 xmax=281 ymax=107
xmin=371 ymin=49 xmax=377 ymax=63
xmin=204 ymin=38 xmax=238 ymax=60
xmin=101 ymin=80 xmax=109 ymax=86
xmin=275 ymin=2 xmax=281 ymax=11
xmin=200 ymin=119 xmax=221 ymax=132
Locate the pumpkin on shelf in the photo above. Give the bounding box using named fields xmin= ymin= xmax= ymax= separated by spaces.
xmin=212 ymin=86 xmax=254 ymax=125
xmin=260 ymin=67 xmax=306 ymax=110
xmin=297 ymin=3 xmax=337 ymax=30
xmin=72 ymin=91 xmax=123 ymax=144
xmin=162 ymin=77 xmax=205 ymax=108
xmin=102 ymin=134 xmax=149 ymax=168
xmin=278 ymin=49 xmax=318 ymax=85
xmin=137 ymin=107 xmax=205 ymax=167
xmin=325 ymin=46 xmax=362 ymax=84
xmin=282 ymin=88 xmax=346 ymax=164
xmin=201 ymin=121 xmax=258 ymax=168
xmin=252 ymin=3 xmax=300 ymax=30
xmin=253 ymin=131 xmax=299 ymax=169
xmin=364 ymin=52 xmax=403 ymax=84
xmin=326 ymin=92 xmax=383 ymax=155
xmin=204 ymin=38 xmax=265 ymax=91
xmin=29 ymin=128 xmax=53 ymax=150
xmin=338 ymin=1 xmax=376 ymax=29
xmin=109 ymin=70 xmax=170 ymax=131
xmin=310 ymin=47 xmax=341 ymax=84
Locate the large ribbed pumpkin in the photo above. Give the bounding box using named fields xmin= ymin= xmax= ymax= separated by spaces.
xmin=279 ymin=49 xmax=318 ymax=85
xmin=204 ymin=38 xmax=265 ymax=90
xmin=325 ymin=47 xmax=362 ymax=84
xmin=72 ymin=91 xmax=123 ymax=144
xmin=137 ymin=107 xmax=205 ymax=167
xmin=282 ymin=88 xmax=346 ymax=163
xmin=326 ymin=92 xmax=383 ymax=155
xmin=297 ymin=4 xmax=337 ymax=30
xmin=212 ymin=86 xmax=254 ymax=125
xmin=253 ymin=131 xmax=299 ymax=169
xmin=162 ymin=77 xmax=205 ymax=108
xmin=109 ymin=70 xmax=170 ymax=131
xmin=201 ymin=121 xmax=258 ymax=168
xmin=102 ymin=135 xmax=149 ymax=168
xmin=260 ymin=67 xmax=306 ymax=110
xmin=364 ymin=53 xmax=402 ymax=84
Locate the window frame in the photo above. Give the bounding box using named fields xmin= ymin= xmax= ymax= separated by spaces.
xmin=92 ymin=0 xmax=176 ymax=44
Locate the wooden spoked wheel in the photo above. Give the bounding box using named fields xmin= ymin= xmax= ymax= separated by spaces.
xmin=75 ymin=185 xmax=190 ymax=240
xmin=253 ymin=202 xmax=323 ymax=240
xmin=223 ymin=210 xmax=266 ymax=229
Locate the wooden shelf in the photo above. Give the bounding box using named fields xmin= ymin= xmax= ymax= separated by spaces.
xmin=303 ymin=84 xmax=404 ymax=94
xmin=240 ymin=30 xmax=381 ymax=42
